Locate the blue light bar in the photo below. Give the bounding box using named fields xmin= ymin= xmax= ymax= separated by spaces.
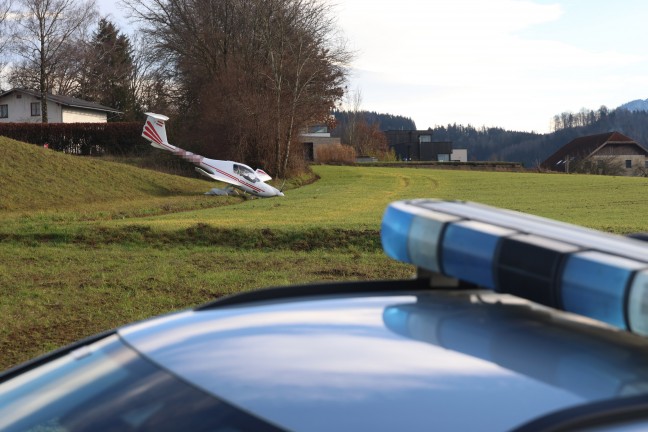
xmin=497 ymin=234 xmax=580 ymax=306
xmin=381 ymin=203 xmax=415 ymax=263
xmin=381 ymin=199 xmax=648 ymax=335
xmin=381 ymin=202 xmax=459 ymax=271
xmin=562 ymin=251 xmax=646 ymax=329
xmin=441 ymin=221 xmax=515 ymax=289
xmin=629 ymin=271 xmax=648 ymax=334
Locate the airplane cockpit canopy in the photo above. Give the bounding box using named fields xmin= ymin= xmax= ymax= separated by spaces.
xmin=233 ymin=164 xmax=259 ymax=183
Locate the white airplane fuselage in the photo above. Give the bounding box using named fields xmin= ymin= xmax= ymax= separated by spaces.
xmin=142 ymin=113 xmax=283 ymax=198
xmin=195 ymin=158 xmax=283 ymax=198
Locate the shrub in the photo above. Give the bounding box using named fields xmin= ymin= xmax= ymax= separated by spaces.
xmin=315 ymin=144 xmax=356 ymax=164
xmin=571 ymin=156 xmax=625 ymax=176
xmin=368 ymin=148 xmax=397 ymax=162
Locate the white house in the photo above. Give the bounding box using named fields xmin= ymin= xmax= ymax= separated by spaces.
xmin=0 ymin=88 xmax=120 ymax=123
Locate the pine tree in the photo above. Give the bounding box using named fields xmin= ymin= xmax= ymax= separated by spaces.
xmin=83 ymin=19 xmax=139 ymax=121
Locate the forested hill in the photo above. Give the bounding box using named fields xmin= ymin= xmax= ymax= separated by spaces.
xmin=492 ymin=108 xmax=648 ymax=167
xmin=428 ymin=125 xmax=541 ymax=165
xmin=429 ymin=109 xmax=648 ymax=167
xmin=330 ymin=107 xmax=648 ymax=167
xmin=331 ymin=110 xmax=416 ymax=135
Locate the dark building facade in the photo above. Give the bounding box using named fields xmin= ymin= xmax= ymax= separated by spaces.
xmin=385 ymin=130 xmax=453 ymax=161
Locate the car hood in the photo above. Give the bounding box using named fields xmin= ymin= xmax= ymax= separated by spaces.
xmin=119 ymin=289 xmax=648 ymax=431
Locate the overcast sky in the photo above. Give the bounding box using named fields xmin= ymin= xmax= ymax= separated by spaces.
xmin=98 ymin=0 xmax=648 ymax=133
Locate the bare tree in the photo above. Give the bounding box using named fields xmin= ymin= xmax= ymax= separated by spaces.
xmin=257 ymin=0 xmax=350 ymax=176
xmin=122 ymin=0 xmax=351 ymax=177
xmin=7 ymin=39 xmax=85 ymax=95
xmin=122 ymin=0 xmax=240 ymax=82
xmin=0 ymin=0 xmax=13 ymax=76
xmin=128 ymin=34 xmax=173 ymax=115
xmin=11 ymin=0 xmax=97 ymax=122
xmin=343 ymin=87 xmax=362 ymax=149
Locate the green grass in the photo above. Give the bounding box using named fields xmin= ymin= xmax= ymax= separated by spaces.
xmin=97 ymin=165 xmax=648 ymax=234
xmin=3 ymin=139 xmax=648 ymax=370
xmin=0 ymin=137 xmax=225 ymax=211
xmin=0 ymin=244 xmax=409 ymax=367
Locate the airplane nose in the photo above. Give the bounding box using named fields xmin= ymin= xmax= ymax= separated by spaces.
xmin=263 ymin=185 xmax=284 ymax=197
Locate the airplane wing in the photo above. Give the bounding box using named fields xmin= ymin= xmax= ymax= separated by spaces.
xmin=195 ymin=167 xmax=239 ymax=185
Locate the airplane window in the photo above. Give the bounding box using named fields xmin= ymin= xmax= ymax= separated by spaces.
xmin=239 ymin=166 xmax=259 ymax=182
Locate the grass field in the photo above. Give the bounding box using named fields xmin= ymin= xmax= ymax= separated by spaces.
xmin=3 ymin=138 xmax=648 ymax=369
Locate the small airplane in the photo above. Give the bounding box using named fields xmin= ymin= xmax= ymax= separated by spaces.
xmin=142 ymin=112 xmax=284 ymax=198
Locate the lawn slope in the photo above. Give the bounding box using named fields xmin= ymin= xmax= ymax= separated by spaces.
xmin=0 ymin=137 xmax=221 ymax=212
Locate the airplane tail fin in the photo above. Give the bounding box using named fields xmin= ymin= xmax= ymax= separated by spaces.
xmin=255 ymin=169 xmax=272 ymax=183
xmin=142 ymin=112 xmax=172 ymax=150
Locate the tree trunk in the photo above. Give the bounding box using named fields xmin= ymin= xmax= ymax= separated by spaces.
xmin=40 ymin=19 xmax=47 ymax=123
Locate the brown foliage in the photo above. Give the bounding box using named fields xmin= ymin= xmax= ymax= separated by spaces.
xmin=315 ymin=144 xmax=356 ymax=164
xmin=355 ymin=121 xmax=388 ymax=156
xmin=124 ymin=0 xmax=351 ymax=178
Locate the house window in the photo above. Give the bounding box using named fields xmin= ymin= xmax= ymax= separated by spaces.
xmin=0 ymin=104 xmax=7 ymax=118
xmin=626 ymin=160 xmax=632 ymax=168
xmin=645 ymin=160 xmax=648 ymax=169
xmin=31 ymin=102 xmax=41 ymax=116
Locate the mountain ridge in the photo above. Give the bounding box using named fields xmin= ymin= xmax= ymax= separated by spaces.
xmin=617 ymin=99 xmax=648 ymax=112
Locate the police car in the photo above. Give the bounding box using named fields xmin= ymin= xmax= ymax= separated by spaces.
xmin=2 ymin=199 xmax=648 ymax=431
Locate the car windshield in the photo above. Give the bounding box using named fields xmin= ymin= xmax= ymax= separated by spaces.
xmin=0 ymin=334 xmax=282 ymax=432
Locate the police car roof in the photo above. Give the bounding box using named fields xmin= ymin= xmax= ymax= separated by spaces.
xmin=119 ymin=279 xmax=648 ymax=432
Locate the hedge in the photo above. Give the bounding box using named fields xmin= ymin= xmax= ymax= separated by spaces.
xmin=0 ymin=122 xmax=150 ymax=156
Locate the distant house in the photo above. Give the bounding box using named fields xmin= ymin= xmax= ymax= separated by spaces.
xmin=0 ymin=88 xmax=120 ymax=123
xmin=385 ymin=130 xmax=466 ymax=162
xmin=541 ymin=132 xmax=648 ymax=175
xmin=300 ymin=124 xmax=341 ymax=161
xmin=450 ymin=149 xmax=468 ymax=163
